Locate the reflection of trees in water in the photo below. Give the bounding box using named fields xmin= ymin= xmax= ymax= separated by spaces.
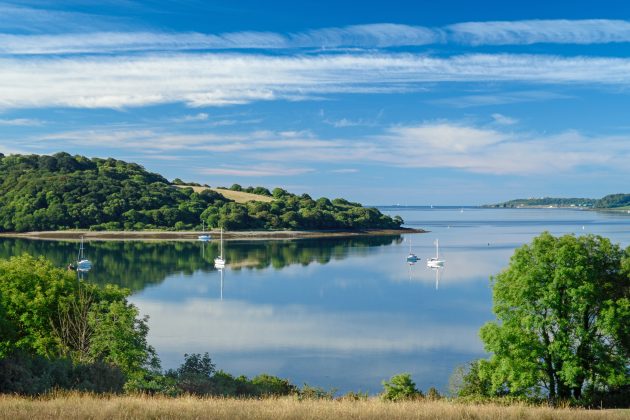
xmin=0 ymin=236 xmax=402 ymax=292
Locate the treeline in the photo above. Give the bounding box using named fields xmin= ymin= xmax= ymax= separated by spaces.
xmin=0 ymin=153 xmax=402 ymax=232
xmin=486 ymin=194 xmax=630 ymax=209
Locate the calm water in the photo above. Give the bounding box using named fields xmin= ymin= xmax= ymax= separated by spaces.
xmin=1 ymin=207 xmax=629 ymax=394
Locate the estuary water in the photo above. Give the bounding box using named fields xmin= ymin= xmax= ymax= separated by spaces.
xmin=1 ymin=207 xmax=629 ymax=394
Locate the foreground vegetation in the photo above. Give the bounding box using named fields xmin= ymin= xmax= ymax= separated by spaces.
xmin=0 ymin=153 xmax=403 ymax=232
xmin=0 ymin=394 xmax=627 ymax=420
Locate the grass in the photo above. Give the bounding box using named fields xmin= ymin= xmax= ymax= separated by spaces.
xmin=0 ymin=394 xmax=627 ymax=420
xmin=175 ymin=185 xmax=274 ymax=203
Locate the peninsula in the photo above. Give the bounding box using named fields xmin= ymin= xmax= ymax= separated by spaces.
xmin=0 ymin=153 xmax=414 ymax=238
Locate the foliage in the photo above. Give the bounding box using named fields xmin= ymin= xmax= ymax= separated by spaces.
xmin=449 ymin=360 xmax=495 ymax=398
xmin=0 ymin=254 xmax=157 ymax=378
xmin=594 ymin=193 xmax=630 ymax=209
xmin=149 ymin=353 xmax=297 ymax=397
xmin=478 ymin=232 xmax=630 ymax=404
xmin=0 ymin=352 xmax=125 ymax=395
xmin=0 ymin=153 xmax=403 ymax=231
xmin=298 ymin=384 xmax=337 ymax=400
xmin=381 ymin=373 xmax=423 ymax=401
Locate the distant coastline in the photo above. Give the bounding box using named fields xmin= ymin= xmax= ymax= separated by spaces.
xmin=0 ymin=228 xmax=426 ymax=242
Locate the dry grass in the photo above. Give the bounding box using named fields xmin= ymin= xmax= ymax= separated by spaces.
xmin=0 ymin=395 xmax=627 ymax=420
xmin=176 ymin=185 xmax=274 ymax=203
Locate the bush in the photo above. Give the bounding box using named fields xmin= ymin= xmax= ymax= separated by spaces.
xmin=0 ymin=352 xmax=125 ymax=395
xmin=381 ymin=373 xmax=422 ymax=401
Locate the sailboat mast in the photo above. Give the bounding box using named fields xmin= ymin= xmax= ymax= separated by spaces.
xmin=436 ymin=239 xmax=439 ymax=259
xmin=220 ymin=228 xmax=223 ymax=259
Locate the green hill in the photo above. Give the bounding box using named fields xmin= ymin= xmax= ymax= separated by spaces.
xmin=485 ymin=194 xmax=630 ymax=209
xmin=0 ymin=152 xmax=403 ymax=232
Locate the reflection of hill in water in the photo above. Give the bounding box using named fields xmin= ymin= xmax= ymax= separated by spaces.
xmin=0 ymin=236 xmax=402 ymax=292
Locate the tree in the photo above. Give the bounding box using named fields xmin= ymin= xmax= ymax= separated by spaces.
xmin=381 ymin=373 xmax=422 ymax=401
xmin=0 ymin=255 xmax=158 ymax=378
xmin=479 ymin=232 xmax=630 ymax=401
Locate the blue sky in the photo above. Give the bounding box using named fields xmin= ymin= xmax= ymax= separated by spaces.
xmin=1 ymin=0 xmax=630 ymax=205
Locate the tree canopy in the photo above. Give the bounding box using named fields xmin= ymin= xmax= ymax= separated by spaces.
xmin=0 ymin=254 xmax=157 ymax=377
xmin=478 ymin=232 xmax=630 ymax=402
xmin=0 ymin=153 xmax=403 ymax=232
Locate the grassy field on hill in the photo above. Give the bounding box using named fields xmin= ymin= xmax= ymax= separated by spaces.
xmin=0 ymin=394 xmax=627 ymax=420
xmin=176 ymin=185 xmax=274 ymax=203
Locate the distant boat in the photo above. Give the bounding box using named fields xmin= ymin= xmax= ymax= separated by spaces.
xmin=406 ymin=239 xmax=419 ymax=264
xmin=460 ymin=208 xmax=464 ymax=213
xmin=214 ymin=228 xmax=226 ymax=268
xmin=76 ymin=236 xmax=92 ymax=272
xmin=198 ymin=221 xmax=211 ymax=241
xmin=427 ymin=239 xmax=445 ymax=268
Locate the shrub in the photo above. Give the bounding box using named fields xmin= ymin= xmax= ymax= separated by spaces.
xmin=381 ymin=373 xmax=422 ymax=401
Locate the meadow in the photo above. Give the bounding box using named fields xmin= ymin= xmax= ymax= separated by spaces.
xmin=1 ymin=394 xmax=628 ymax=420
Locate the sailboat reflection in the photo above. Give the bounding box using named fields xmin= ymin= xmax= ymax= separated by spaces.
xmin=217 ymin=268 xmax=224 ymax=301
xmin=430 ymin=266 xmax=444 ymax=290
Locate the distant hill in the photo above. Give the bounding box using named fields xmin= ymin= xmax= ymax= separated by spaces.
xmin=0 ymin=152 xmax=403 ymax=232
xmin=485 ymin=194 xmax=630 ymax=209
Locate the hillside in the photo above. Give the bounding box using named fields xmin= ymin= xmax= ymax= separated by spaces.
xmin=484 ymin=197 xmax=596 ymax=208
xmin=176 ymin=185 xmax=274 ymax=203
xmin=0 ymin=153 xmax=403 ymax=232
xmin=485 ymin=194 xmax=630 ymax=209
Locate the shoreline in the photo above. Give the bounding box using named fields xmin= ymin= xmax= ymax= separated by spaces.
xmin=0 ymin=228 xmax=425 ymax=242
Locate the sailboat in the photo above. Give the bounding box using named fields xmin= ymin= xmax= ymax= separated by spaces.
xmin=426 ymin=239 xmax=445 ymax=268
xmin=76 ymin=236 xmax=92 ymax=272
xmin=406 ymin=239 xmax=419 ymax=264
xmin=198 ymin=221 xmax=211 ymax=241
xmin=214 ymin=228 xmax=226 ymax=268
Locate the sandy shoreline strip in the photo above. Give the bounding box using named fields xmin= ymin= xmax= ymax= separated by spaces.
xmin=0 ymin=228 xmax=426 ymax=242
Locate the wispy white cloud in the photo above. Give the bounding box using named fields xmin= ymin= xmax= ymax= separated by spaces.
xmin=199 ymin=164 xmax=313 ymax=177
xmin=3 ymin=19 xmax=630 ymax=55
xmin=490 ymin=113 xmax=518 ymax=125
xmin=0 ymin=3 xmax=135 ymax=34
xmin=0 ymin=23 xmax=437 ymax=55
xmin=431 ymin=90 xmax=572 ymax=108
xmin=172 ymin=113 xmax=208 ymax=123
xmin=323 ymin=118 xmax=377 ymax=128
xmin=331 ymin=168 xmax=359 ymax=173
xmin=35 ymin=121 xmax=630 ymax=176
xmin=3 ymin=53 xmax=630 ymax=110
xmin=448 ymin=19 xmax=630 ymax=46
xmin=0 ymin=117 xmax=43 ymax=126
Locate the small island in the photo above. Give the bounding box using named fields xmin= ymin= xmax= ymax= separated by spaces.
xmin=0 ymin=153 xmax=419 ymax=239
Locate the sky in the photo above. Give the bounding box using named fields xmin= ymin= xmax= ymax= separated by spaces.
xmin=1 ymin=0 xmax=630 ymax=205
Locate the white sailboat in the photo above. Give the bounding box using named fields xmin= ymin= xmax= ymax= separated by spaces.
xmin=426 ymin=239 xmax=445 ymax=268
xmin=406 ymin=239 xmax=419 ymax=264
xmin=76 ymin=236 xmax=92 ymax=272
xmin=214 ymin=228 xmax=226 ymax=268
xmin=198 ymin=221 xmax=211 ymax=241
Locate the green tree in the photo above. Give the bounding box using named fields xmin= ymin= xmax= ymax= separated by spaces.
xmin=381 ymin=373 xmax=422 ymax=401
xmin=479 ymin=232 xmax=630 ymax=401
xmin=0 ymin=255 xmax=157 ymax=378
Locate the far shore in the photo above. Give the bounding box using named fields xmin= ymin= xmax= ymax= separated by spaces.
xmin=0 ymin=228 xmax=425 ymax=242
